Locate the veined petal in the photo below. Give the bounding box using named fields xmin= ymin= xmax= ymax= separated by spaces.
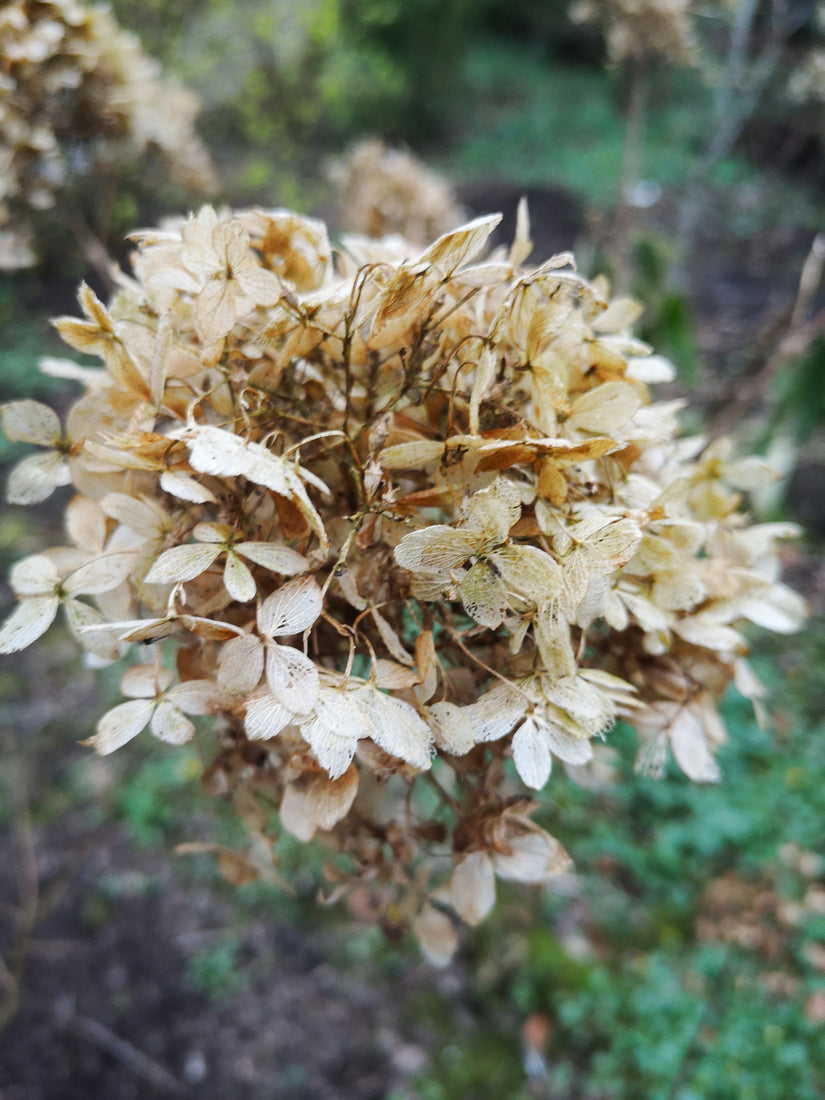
xmin=236 ymin=262 xmax=281 ymax=306
xmin=378 ymin=440 xmax=448 ymax=470
xmin=235 ymin=542 xmax=308 ymax=574
xmin=541 ymin=719 xmax=595 ymax=765
xmin=244 ymin=690 xmax=293 ymax=740
xmin=301 ymin=687 xmax=373 ymax=777
xmin=178 ymin=426 xmax=329 ymax=551
xmin=86 ymin=699 xmax=154 ymax=755
xmin=167 ymin=679 xmax=227 ymax=716
xmin=355 ymin=688 xmax=433 ymax=770
xmin=66 ymin=496 xmax=107 ymax=553
xmin=193 ymin=522 xmax=231 ymax=543
xmin=570 ymin=381 xmax=641 ymax=434
xmin=465 ymin=477 xmax=522 ymax=545
xmin=217 ymin=634 xmax=264 ymax=694
xmin=463 ymin=683 xmax=527 ymax=743
xmin=542 ymin=676 xmax=615 ymax=737
xmin=300 ymin=719 xmax=357 ymax=780
xmin=490 ymin=544 xmax=563 ymax=605
xmin=258 ymin=576 xmax=322 ymax=638
xmin=0 ymin=596 xmax=59 ymax=653
xmin=122 ymin=663 xmax=174 ymax=698
xmin=151 ymin=701 xmax=196 ymax=745
xmin=102 ymin=493 xmax=169 ymax=538
xmin=7 ymin=451 xmax=70 ymax=505
xmin=394 ymin=525 xmax=476 ymax=575
xmin=0 ymin=400 xmax=62 ymax=445
xmin=418 ymin=213 xmax=502 ymax=273
xmin=265 ymin=643 xmax=320 ymax=713
xmin=9 ymin=554 xmax=59 ymax=596
xmin=64 ymin=550 xmax=137 ymax=595
xmin=460 ymin=560 xmax=508 ymax=629
xmin=144 ymin=543 xmax=222 ymax=585
xmin=63 ymin=599 xmax=119 ymax=660
xmin=427 ymin=702 xmax=475 ymax=756
xmin=512 ymin=716 xmax=552 ymax=789
xmin=158 ymin=471 xmax=217 ymax=503
xmin=223 ymin=552 xmax=257 ymax=603
xmin=196 ymin=277 xmax=240 ymax=343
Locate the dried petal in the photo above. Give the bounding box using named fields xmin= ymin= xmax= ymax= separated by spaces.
xmin=217 ymin=634 xmax=264 ymax=694
xmin=87 ymin=699 xmax=155 ymax=755
xmin=412 ymin=904 xmax=459 ymax=967
xmin=258 ymin=576 xmax=323 ymax=637
xmin=427 ymin=701 xmax=475 ymax=755
xmin=512 ymin=716 xmax=553 ymax=789
xmin=493 ymin=830 xmax=572 ymax=884
xmin=7 ymin=450 xmax=71 ymax=505
xmin=0 ymin=400 xmax=62 ymax=445
xmin=265 ymin=643 xmax=320 ymax=713
xmin=668 ymin=706 xmax=720 ymax=783
xmin=223 ymin=551 xmax=257 ymax=602
xmin=464 ymin=683 xmax=527 ymax=743
xmin=144 ymin=542 xmax=222 ymax=585
xmin=9 ymin=555 xmax=59 ymax=596
xmin=459 ymin=560 xmax=508 ymax=628
xmin=449 ymin=852 xmax=496 ymax=926
xmin=235 ymin=542 xmax=308 ymax=574
xmin=244 ymin=691 xmax=293 ymax=741
xmin=355 ymin=688 xmax=433 ymax=769
xmin=151 ymin=701 xmax=196 ymax=745
xmin=0 ymin=596 xmax=59 ymax=653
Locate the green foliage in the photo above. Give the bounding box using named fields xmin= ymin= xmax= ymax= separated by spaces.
xmin=445 ymin=38 xmax=821 ymax=235
xmin=405 ymin=623 xmax=825 ymax=1097
xmin=770 ymin=334 xmax=825 ymax=444
xmin=109 ymin=0 xmax=490 ymax=205
xmin=633 ymin=234 xmax=701 ymax=385
xmin=0 ymin=280 xmax=66 ymax=401
xmin=185 ymin=936 xmax=248 ymax=1003
xmin=113 ymin=746 xmax=204 ymax=847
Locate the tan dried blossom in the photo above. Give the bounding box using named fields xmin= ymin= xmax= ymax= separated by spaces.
xmin=0 ymin=201 xmax=806 ymax=962
xmin=329 ymin=138 xmax=464 ymax=246
xmin=569 ymin=0 xmax=698 ymax=66
xmin=0 ymin=0 xmax=215 ymax=268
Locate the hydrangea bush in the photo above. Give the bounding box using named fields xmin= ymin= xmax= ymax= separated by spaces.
xmin=568 ymin=0 xmax=697 ymax=65
xmin=328 ymin=138 xmax=464 ymax=246
xmin=0 ymin=203 xmax=805 ymax=961
xmin=0 ymin=0 xmax=215 ymax=268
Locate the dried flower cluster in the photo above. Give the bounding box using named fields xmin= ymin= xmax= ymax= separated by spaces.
xmin=569 ymin=0 xmax=697 ymax=66
xmin=0 ymin=0 xmax=215 ymax=268
xmin=0 ymin=202 xmax=805 ymax=960
xmin=328 ymin=139 xmax=464 ymax=246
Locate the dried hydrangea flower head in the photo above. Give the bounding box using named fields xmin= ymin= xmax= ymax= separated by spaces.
xmin=0 ymin=0 xmax=215 ymax=268
xmin=569 ymin=0 xmax=698 ymax=66
xmin=328 ymin=138 xmax=464 ymax=246
xmin=0 ymin=203 xmax=805 ymax=961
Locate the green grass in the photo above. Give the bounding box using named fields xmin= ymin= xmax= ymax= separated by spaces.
xmin=404 ymin=619 xmax=825 ymax=1097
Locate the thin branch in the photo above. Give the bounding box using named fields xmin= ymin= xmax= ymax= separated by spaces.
xmin=56 ymin=999 xmax=190 ymax=1096
xmin=711 ymin=301 xmax=825 ymax=436
xmin=0 ymin=733 xmax=39 ymax=1033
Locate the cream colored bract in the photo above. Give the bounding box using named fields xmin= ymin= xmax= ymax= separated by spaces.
xmin=0 ymin=203 xmax=806 ymax=960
